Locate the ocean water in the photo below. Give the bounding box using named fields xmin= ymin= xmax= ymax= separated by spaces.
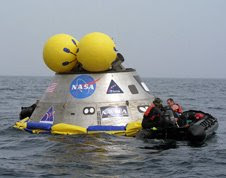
xmin=0 ymin=76 xmax=226 ymax=177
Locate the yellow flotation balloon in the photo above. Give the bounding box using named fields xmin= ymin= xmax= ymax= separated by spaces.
xmin=43 ymin=34 xmax=79 ymax=73
xmin=77 ymin=32 xmax=117 ymax=72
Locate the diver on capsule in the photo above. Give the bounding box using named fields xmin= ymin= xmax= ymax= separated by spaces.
xmin=142 ymin=98 xmax=164 ymax=130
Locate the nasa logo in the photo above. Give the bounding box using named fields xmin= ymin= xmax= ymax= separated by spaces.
xmin=106 ymin=80 xmax=123 ymax=94
xmin=70 ymin=75 xmax=98 ymax=99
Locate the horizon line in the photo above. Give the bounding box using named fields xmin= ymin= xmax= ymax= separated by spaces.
xmin=0 ymin=74 xmax=225 ymax=80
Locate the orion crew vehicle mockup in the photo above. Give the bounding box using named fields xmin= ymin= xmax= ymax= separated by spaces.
xmin=14 ymin=32 xmax=154 ymax=135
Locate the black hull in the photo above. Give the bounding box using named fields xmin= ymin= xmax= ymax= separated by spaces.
xmin=137 ymin=110 xmax=218 ymax=144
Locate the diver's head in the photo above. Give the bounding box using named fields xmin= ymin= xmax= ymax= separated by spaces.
xmin=167 ymin=98 xmax=175 ymax=107
xmin=153 ymin=97 xmax=163 ymax=108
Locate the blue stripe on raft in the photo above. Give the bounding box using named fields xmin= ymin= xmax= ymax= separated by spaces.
xmin=24 ymin=128 xmax=34 ymax=134
xmin=87 ymin=125 xmax=126 ymax=131
xmin=27 ymin=122 xmax=52 ymax=131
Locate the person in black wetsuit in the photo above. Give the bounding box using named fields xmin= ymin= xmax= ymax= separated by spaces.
xmin=139 ymin=97 xmax=180 ymax=140
xmin=142 ymin=97 xmax=180 ymax=130
xmin=142 ymin=98 xmax=165 ymax=129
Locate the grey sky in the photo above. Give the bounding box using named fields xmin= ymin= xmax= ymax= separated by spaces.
xmin=0 ymin=0 xmax=225 ymax=78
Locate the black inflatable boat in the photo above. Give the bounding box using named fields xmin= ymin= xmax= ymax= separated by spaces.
xmin=137 ymin=110 xmax=218 ymax=145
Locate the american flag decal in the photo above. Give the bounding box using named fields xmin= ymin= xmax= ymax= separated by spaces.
xmin=46 ymin=82 xmax=57 ymax=93
xmin=40 ymin=106 xmax=54 ymax=124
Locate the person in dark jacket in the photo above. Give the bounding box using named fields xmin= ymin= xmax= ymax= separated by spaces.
xmin=166 ymin=98 xmax=185 ymax=126
xmin=167 ymin=98 xmax=183 ymax=116
xmin=142 ymin=98 xmax=165 ymax=129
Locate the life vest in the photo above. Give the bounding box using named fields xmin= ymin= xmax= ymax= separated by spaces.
xmin=194 ymin=113 xmax=205 ymax=119
xmin=144 ymin=103 xmax=162 ymax=121
xmin=173 ymin=104 xmax=183 ymax=114
xmin=144 ymin=103 xmax=155 ymax=117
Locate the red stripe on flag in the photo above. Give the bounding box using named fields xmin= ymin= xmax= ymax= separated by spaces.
xmin=46 ymin=83 xmax=57 ymax=93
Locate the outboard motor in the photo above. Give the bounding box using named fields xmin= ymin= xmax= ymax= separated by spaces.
xmin=187 ymin=125 xmax=206 ymax=144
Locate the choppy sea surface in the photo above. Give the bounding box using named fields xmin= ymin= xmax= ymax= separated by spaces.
xmin=0 ymin=76 xmax=226 ymax=177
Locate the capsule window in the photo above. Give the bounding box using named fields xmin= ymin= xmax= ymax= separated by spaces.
xmin=128 ymin=85 xmax=139 ymax=94
xmin=133 ymin=75 xmax=150 ymax=93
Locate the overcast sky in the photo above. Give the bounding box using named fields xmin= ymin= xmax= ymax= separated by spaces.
xmin=0 ymin=0 xmax=225 ymax=78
